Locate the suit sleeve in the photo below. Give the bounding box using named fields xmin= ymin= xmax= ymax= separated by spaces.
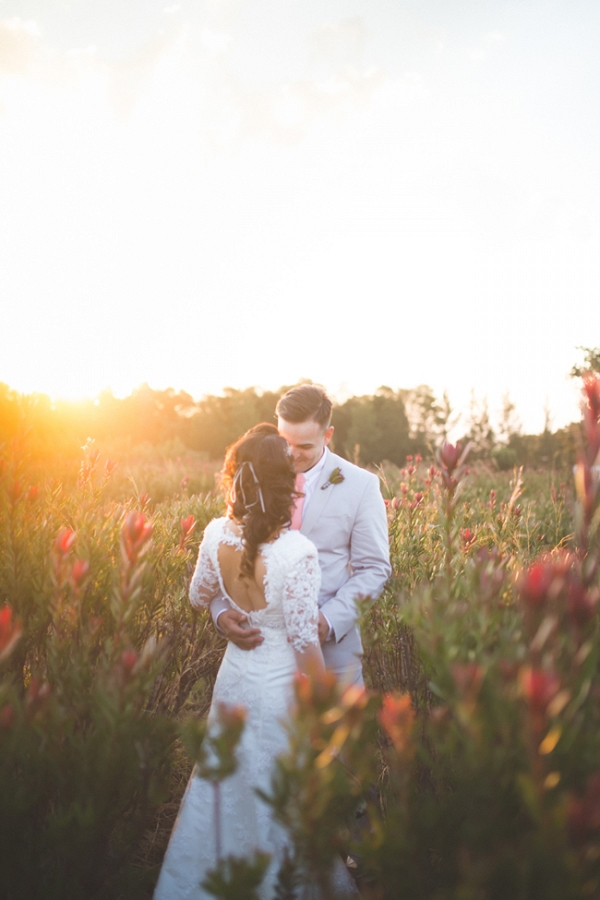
xmin=321 ymin=474 xmax=391 ymax=643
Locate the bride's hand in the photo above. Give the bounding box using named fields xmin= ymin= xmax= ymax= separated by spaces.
xmin=218 ymin=609 xmax=264 ymax=650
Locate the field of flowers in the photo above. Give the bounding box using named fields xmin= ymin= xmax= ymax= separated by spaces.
xmin=0 ymin=376 xmax=599 ymax=899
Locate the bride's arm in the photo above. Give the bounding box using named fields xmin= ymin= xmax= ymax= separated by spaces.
xmin=282 ymin=545 xmax=324 ymax=675
xmin=293 ymin=641 xmax=325 ymax=676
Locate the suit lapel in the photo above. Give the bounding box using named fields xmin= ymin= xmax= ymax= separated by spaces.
xmin=301 ymin=448 xmax=338 ymax=538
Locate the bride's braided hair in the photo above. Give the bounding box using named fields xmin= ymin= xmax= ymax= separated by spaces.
xmin=221 ymin=423 xmax=298 ymax=580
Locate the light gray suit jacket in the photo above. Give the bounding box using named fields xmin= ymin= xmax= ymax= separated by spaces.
xmin=210 ymin=448 xmax=391 ymax=683
xmin=298 ymin=448 xmax=391 ymax=681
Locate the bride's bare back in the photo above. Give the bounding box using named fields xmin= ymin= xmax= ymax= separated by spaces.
xmin=217 ymin=520 xmax=272 ymax=613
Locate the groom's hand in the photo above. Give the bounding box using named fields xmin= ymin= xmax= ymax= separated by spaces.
xmin=318 ymin=611 xmax=331 ymax=643
xmin=218 ymin=609 xmax=264 ymax=651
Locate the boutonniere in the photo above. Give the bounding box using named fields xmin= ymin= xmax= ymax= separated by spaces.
xmin=321 ymin=467 xmax=344 ymax=490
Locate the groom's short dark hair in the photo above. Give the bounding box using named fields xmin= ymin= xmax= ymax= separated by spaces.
xmin=276 ymin=384 xmax=332 ymax=428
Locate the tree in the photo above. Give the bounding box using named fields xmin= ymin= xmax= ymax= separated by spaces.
xmin=570 ymin=346 xmax=600 ymax=378
xmin=334 ymin=388 xmax=411 ymax=466
xmin=464 ymin=392 xmax=495 ymax=459
xmin=496 ymin=393 xmax=521 ymax=446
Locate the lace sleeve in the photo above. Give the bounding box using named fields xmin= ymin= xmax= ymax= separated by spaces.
xmin=282 ymin=547 xmax=321 ymax=652
xmin=189 ymin=526 xmax=220 ymax=610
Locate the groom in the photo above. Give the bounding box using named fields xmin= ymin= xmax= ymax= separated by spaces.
xmin=211 ymin=384 xmax=391 ymax=686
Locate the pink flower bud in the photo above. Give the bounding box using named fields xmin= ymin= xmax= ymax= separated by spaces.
xmin=439 ymin=442 xmax=461 ymax=474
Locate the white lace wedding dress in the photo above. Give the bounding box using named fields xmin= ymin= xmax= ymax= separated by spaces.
xmin=153 ymin=517 xmax=359 ymax=900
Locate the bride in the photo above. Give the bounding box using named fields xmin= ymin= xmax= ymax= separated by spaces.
xmin=153 ymin=424 xmax=358 ymax=899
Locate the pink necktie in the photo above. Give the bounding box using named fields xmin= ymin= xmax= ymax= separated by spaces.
xmin=290 ymin=473 xmax=306 ymax=530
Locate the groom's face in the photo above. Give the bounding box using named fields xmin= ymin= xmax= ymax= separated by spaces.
xmin=277 ymin=417 xmax=334 ymax=474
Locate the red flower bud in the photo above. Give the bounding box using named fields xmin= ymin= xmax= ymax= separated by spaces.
xmin=519 ymin=667 xmax=560 ymax=715
xmin=180 ymin=515 xmax=196 ymax=539
xmin=121 ymin=512 xmax=153 ymax=562
xmin=120 ymin=649 xmax=139 ymax=674
xmin=55 ymin=528 xmax=76 ymax=557
xmin=567 ymin=583 xmax=599 ymax=628
xmin=567 ymin=773 xmax=600 ymax=845
xmin=499 ymin=659 xmax=518 ymax=681
xmin=0 ymin=704 xmax=15 ymax=728
xmin=451 ymin=662 xmax=484 ymax=701
xmin=518 ymin=562 xmax=552 ymax=608
xmin=26 ymin=677 xmax=51 ymax=708
xmin=461 ymin=528 xmax=476 ymax=548
xmin=0 ymin=605 xmax=22 ymax=659
xmin=583 ymin=374 xmax=600 ymax=421
xmin=379 ymin=693 xmax=415 ymax=754
xmin=70 ymin=559 xmax=90 ymax=587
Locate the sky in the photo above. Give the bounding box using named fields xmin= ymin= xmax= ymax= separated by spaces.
xmin=0 ymin=0 xmax=599 ymax=434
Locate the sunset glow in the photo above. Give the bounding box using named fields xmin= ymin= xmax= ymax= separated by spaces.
xmin=1 ymin=1 xmax=598 ymax=432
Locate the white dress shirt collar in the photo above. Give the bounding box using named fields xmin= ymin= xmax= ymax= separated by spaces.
xmin=302 ymin=447 xmax=328 ymax=489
